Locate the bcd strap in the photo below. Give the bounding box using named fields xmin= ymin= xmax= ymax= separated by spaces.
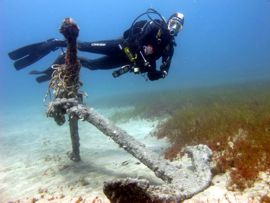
xmin=124 ymin=47 xmax=137 ymax=63
xmin=156 ymin=29 xmax=162 ymax=43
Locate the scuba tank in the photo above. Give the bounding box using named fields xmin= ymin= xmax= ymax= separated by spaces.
xmin=127 ymin=8 xmax=167 ymax=41
xmin=123 ymin=8 xmax=166 ymax=65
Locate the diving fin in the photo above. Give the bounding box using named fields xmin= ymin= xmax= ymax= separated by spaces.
xmin=29 ymin=53 xmax=66 ymax=83
xmin=29 ymin=70 xmax=48 ymax=75
xmin=8 ymin=39 xmax=66 ymax=70
xmin=36 ymin=75 xmax=52 ymax=83
xmin=14 ymin=48 xmax=52 ymax=70
xmin=8 ymin=42 xmax=47 ymax=60
xmin=29 ymin=67 xmax=53 ymax=83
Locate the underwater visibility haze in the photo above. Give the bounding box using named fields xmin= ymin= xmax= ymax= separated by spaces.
xmin=0 ymin=0 xmax=270 ymax=202
xmin=1 ymin=0 xmax=270 ymax=105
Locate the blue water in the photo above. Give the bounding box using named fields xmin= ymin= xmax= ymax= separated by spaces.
xmin=0 ymin=0 xmax=270 ymax=201
xmin=1 ymin=0 xmax=270 ymax=108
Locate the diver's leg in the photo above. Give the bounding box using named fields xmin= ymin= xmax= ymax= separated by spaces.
xmin=79 ymin=55 xmax=129 ymax=70
xmin=27 ymin=53 xmax=128 ymax=83
xmin=78 ymin=39 xmax=124 ymax=55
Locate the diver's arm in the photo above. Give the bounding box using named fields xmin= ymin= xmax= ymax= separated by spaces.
xmin=160 ymin=43 xmax=174 ymax=76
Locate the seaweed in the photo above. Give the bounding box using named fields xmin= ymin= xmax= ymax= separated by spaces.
xmin=153 ymin=80 xmax=270 ymax=191
xmin=108 ymin=80 xmax=270 ymax=191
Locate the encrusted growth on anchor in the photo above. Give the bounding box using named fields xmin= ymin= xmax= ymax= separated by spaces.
xmin=47 ymin=18 xmax=82 ymax=161
xmin=49 ymin=18 xmax=81 ymax=99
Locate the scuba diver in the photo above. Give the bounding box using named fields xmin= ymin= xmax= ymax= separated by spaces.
xmin=8 ymin=9 xmax=184 ymax=83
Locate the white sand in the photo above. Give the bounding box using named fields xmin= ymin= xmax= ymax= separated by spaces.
xmin=1 ymin=106 xmax=269 ymax=203
xmin=0 ymin=106 xmax=168 ymax=202
xmin=183 ymin=172 xmax=270 ymax=203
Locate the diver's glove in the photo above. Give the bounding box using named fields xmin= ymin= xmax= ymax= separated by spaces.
xmin=161 ymin=70 xmax=168 ymax=78
xmin=160 ymin=63 xmax=168 ymax=78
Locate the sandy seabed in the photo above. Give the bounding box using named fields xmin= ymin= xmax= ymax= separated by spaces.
xmin=0 ymin=106 xmax=269 ymax=203
xmin=0 ymin=106 xmax=167 ymax=202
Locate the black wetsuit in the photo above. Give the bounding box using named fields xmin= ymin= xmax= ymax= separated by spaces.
xmin=9 ymin=19 xmax=175 ymax=82
xmin=77 ymin=19 xmax=175 ymax=81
